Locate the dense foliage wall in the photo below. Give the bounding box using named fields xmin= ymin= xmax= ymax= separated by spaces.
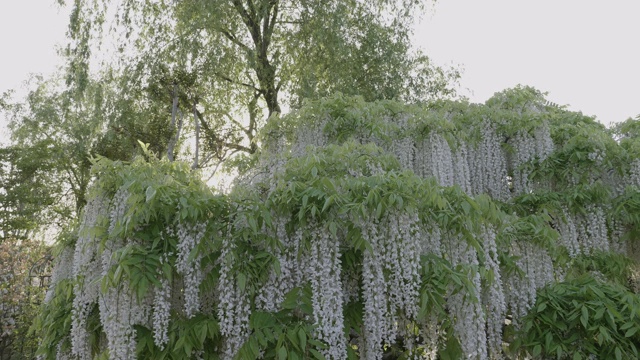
xmin=38 ymin=87 xmax=640 ymax=359
xmin=0 ymin=238 xmax=50 ymax=359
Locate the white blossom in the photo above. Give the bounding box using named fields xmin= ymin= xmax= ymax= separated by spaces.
xmin=358 ymin=210 xmax=422 ymax=360
xmin=480 ymin=226 xmax=506 ymax=359
xmin=308 ymin=223 xmax=347 ymax=360
xmin=45 ymin=246 xmax=74 ymax=303
xmin=445 ymin=234 xmax=487 ymax=360
xmin=71 ymin=195 xmax=108 ymax=359
xmin=175 ymin=222 xmax=206 ymax=317
xmin=256 ymin=216 xmax=299 ymax=311
xmin=470 ymin=120 xmax=509 ymax=201
xmin=217 ymin=230 xmax=250 ymax=359
xmin=152 ymin=255 xmax=171 ymax=349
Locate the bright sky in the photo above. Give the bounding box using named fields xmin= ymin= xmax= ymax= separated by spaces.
xmin=1 ymin=0 xmax=639 ymax=144
xmin=415 ymin=0 xmax=640 ymax=126
xmin=0 ymin=1 xmax=67 ymax=93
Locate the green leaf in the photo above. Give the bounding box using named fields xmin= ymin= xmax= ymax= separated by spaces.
xmin=322 ymin=196 xmax=333 ymax=213
xmin=145 ymin=186 xmax=156 ymax=202
xmin=461 ymin=200 xmax=470 ymax=215
xmin=537 ymin=302 xmax=547 ymax=312
xmin=329 ymin=221 xmax=337 ymax=237
xmin=309 ymin=348 xmax=326 ymax=360
xmin=298 ymin=328 xmax=307 ymax=350
xmin=278 ymin=346 xmax=288 ymax=360
xmin=273 ymin=258 xmax=282 ymax=277
xmin=237 ymin=272 xmax=247 ymax=293
xmin=248 ymin=336 xmax=260 ymax=358
xmin=376 ymin=202 xmax=383 ymax=218
xmin=580 ymin=306 xmax=589 ymax=328
xmin=533 ymin=344 xmax=542 ymax=357
xmin=250 ymin=311 xmax=276 ymax=329
xmin=286 ymin=329 xmax=300 ymax=351
xmin=197 ymin=324 xmax=207 ymax=344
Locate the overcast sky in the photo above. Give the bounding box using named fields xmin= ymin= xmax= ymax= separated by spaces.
xmin=415 ymin=0 xmax=640 ymax=126
xmin=1 ymin=0 xmax=639 ymax=143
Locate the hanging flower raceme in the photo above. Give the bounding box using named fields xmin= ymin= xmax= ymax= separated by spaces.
xmin=307 ymin=223 xmax=347 ymax=360
xmin=217 ymin=225 xmax=250 ymax=359
xmin=175 ymin=222 xmax=206 ymax=317
xmin=444 ymin=233 xmax=488 ymax=360
xmin=480 ymin=226 xmax=506 ymax=359
xmin=471 ymin=120 xmax=509 ymax=201
xmin=71 ymin=195 xmax=109 ymax=360
xmin=357 ymin=209 xmax=422 ymax=360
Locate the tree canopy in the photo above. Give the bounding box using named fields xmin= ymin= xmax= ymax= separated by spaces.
xmin=61 ymin=0 xmax=458 ymax=165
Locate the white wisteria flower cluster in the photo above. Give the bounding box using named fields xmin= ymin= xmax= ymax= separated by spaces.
xmin=217 ymin=227 xmax=250 ymax=359
xmin=152 ymin=256 xmax=171 ymax=349
xmin=71 ymin=195 xmax=108 ymax=360
xmin=175 ymin=222 xmax=206 ymax=317
xmin=358 ymin=210 xmax=422 ymax=360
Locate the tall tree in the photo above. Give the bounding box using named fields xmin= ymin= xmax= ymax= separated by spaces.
xmin=0 ymin=143 xmax=60 ymax=241
xmin=4 ymin=75 xmax=107 ymax=219
xmin=62 ymin=0 xmax=459 ymax=167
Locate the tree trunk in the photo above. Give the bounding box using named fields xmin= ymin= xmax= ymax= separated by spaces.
xmin=192 ymin=99 xmax=199 ymax=169
xmin=167 ymin=83 xmax=179 ymax=161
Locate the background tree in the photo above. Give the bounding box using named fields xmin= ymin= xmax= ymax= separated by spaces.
xmin=0 ymin=134 xmax=55 ymax=358
xmin=0 ymin=143 xmax=60 ymax=241
xmin=61 ymin=0 xmax=459 ymax=168
xmin=0 ymin=238 xmax=50 ymax=360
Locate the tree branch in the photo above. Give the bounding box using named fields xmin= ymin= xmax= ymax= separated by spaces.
xmin=194 ymin=109 xmax=254 ymax=156
xmin=167 ymin=83 xmax=179 ymax=162
xmin=214 ymin=72 xmax=261 ymax=93
xmin=231 ymin=0 xmax=260 ymax=44
xmin=217 ymin=27 xmax=251 ymax=52
xmin=192 ymin=99 xmax=199 ymax=170
xmin=221 ymin=112 xmax=252 ymax=139
xmin=264 ymin=0 xmax=279 ymax=48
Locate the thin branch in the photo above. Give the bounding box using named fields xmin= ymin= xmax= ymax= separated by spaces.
xmin=194 ymin=109 xmax=253 ymax=155
xmin=219 ymin=111 xmax=251 ymax=139
xmin=205 ymin=148 xmax=242 ymax=182
xmin=217 ymin=27 xmax=251 ymax=51
xmin=214 ymin=72 xmax=262 ymax=93
xmin=264 ymin=0 xmax=279 ymax=48
xmin=231 ymin=0 xmax=257 ymax=41
xmin=167 ymin=83 xmax=179 ymax=161
xmin=275 ymin=20 xmax=303 ymax=25
xmin=192 ymin=99 xmax=200 ymax=170
xmin=223 ymin=141 xmax=252 ymax=153
xmin=244 ymin=0 xmax=258 ymax=22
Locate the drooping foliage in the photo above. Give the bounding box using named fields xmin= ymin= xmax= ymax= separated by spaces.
xmin=60 ymin=0 xmax=459 ymax=166
xmin=38 ymin=87 xmax=640 ymax=359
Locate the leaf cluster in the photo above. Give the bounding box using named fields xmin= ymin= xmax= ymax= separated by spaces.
xmin=512 ymin=276 xmax=640 ymax=360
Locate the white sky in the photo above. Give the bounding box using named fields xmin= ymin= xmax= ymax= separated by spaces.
xmin=0 ymin=1 xmax=67 ymax=95
xmin=1 ymin=0 xmax=639 ymax=143
xmin=415 ymin=0 xmax=640 ymax=126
